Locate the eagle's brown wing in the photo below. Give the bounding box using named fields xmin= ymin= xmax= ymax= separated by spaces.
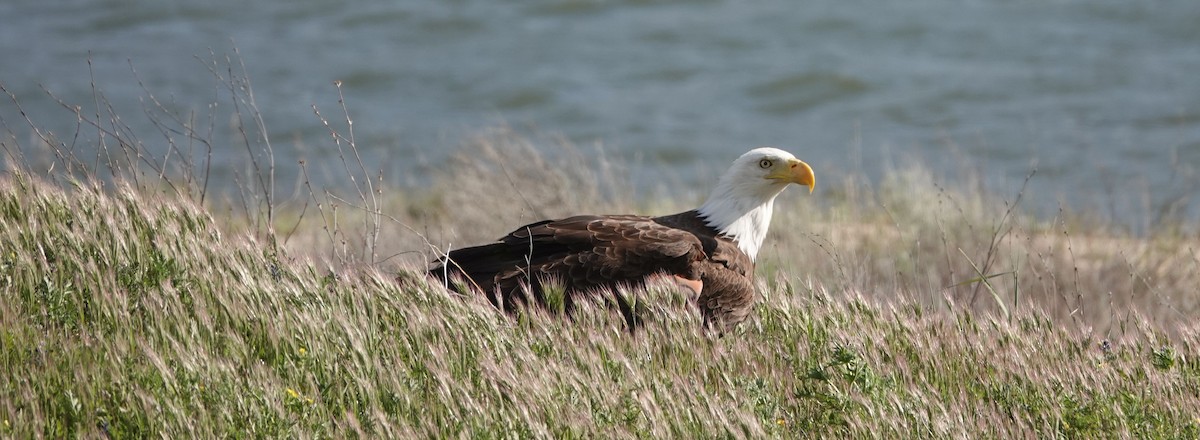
xmin=652 ymin=210 xmax=758 ymax=332
xmin=693 ymin=239 xmax=757 ymax=332
xmin=432 ymin=214 xmax=707 ymax=313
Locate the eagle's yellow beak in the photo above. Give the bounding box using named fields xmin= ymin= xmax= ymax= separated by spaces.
xmin=768 ymin=158 xmax=815 ymax=194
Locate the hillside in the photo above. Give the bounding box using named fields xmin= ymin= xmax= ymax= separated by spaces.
xmin=3 ymin=138 xmax=1199 ymax=437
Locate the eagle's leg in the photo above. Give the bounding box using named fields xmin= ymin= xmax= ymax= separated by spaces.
xmin=671 ymin=275 xmax=703 ymax=298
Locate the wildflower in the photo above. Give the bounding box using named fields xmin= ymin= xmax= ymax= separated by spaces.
xmin=306 ymin=397 xmax=315 ymax=405
xmin=777 ymin=418 xmax=786 ymax=426
xmin=299 ymin=347 xmax=307 ymax=357
xmin=3 ymin=419 xmax=8 ymax=428
xmin=286 ymin=388 xmax=300 ymax=399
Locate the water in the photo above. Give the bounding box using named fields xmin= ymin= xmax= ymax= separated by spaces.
xmin=3 ymin=0 xmax=1199 ymax=227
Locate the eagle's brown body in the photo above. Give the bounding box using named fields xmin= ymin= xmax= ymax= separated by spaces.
xmin=428 ymin=147 xmax=815 ymax=332
xmin=429 ymin=209 xmax=755 ymax=330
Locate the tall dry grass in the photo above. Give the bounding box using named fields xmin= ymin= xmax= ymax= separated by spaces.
xmin=2 ymin=173 xmax=1198 ymax=438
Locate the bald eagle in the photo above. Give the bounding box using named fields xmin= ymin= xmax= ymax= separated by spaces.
xmin=429 ymin=147 xmax=815 ymax=331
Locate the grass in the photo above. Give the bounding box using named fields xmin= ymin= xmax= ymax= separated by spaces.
xmin=2 ymin=55 xmax=1200 ymax=437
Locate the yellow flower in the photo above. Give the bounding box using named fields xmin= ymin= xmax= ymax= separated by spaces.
xmin=306 ymin=397 xmax=314 ymax=405
xmin=286 ymin=388 xmax=300 ymax=399
xmin=3 ymin=419 xmax=9 ymax=428
xmin=777 ymin=418 xmax=786 ymax=426
xmin=299 ymin=347 xmax=307 ymax=356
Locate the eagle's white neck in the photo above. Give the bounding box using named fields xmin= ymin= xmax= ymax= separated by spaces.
xmin=696 ymin=178 xmax=789 ymax=261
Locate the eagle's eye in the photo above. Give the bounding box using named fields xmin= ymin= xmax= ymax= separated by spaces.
xmin=758 ymin=159 xmax=773 ymax=169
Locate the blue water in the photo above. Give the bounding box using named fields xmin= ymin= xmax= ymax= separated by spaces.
xmin=2 ymin=0 xmax=1199 ymax=225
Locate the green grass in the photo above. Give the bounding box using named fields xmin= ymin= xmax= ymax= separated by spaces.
xmin=2 ymin=170 xmax=1199 ymax=438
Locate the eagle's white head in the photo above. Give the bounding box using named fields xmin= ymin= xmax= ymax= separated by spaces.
xmin=697 ymin=147 xmax=815 ymax=260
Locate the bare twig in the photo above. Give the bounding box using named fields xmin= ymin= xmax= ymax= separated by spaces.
xmin=128 ymin=59 xmax=216 ymax=203
xmin=311 ymin=80 xmax=383 ymax=264
xmin=969 ymin=168 xmax=1036 ymax=306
